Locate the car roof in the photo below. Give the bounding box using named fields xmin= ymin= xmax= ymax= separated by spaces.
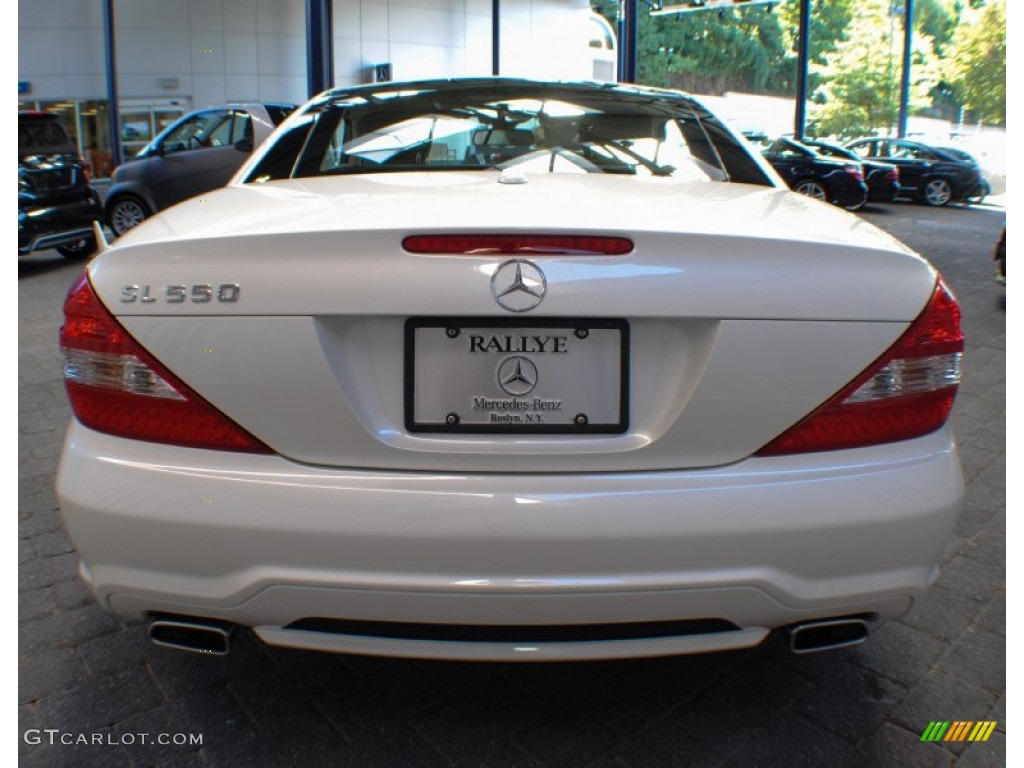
xmin=317 ymin=77 xmax=703 ymax=112
xmin=190 ymin=102 xmax=296 ymax=112
xmin=852 ymin=137 xmax=925 ymax=145
xmin=328 ymin=76 xmax=693 ymax=97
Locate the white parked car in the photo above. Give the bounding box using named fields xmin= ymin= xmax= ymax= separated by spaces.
xmin=57 ymin=79 xmax=964 ymax=661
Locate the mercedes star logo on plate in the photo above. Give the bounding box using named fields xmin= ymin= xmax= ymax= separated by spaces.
xmin=497 ymin=356 xmax=538 ymax=397
xmin=491 ymin=259 xmax=547 ymax=312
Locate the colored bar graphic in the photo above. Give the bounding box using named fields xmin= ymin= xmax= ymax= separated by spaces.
xmin=945 ymin=721 xmax=972 ymax=741
xmin=967 ymin=722 xmax=997 ymax=742
xmin=921 ymin=721 xmax=950 ymax=741
xmin=920 ymin=721 xmax=997 ymax=742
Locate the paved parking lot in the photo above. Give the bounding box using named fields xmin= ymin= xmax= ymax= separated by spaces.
xmin=19 ymin=201 xmax=1005 ymax=767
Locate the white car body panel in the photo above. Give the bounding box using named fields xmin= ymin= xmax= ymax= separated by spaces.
xmin=100 ymin=175 xmax=926 ymax=321
xmin=59 ymin=424 xmax=960 ymax=660
xmin=249 ymin=626 xmax=776 ymax=662
xmin=117 ymin=314 xmax=906 ymax=471
xmin=90 ymin=174 xmax=935 ymax=471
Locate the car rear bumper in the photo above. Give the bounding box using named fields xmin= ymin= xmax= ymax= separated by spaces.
xmin=56 ymin=422 xmax=963 ymax=660
xmin=867 ymin=180 xmax=900 ymax=202
xmin=820 ymin=170 xmax=868 ymax=208
xmin=18 ymin=193 xmax=101 ymax=253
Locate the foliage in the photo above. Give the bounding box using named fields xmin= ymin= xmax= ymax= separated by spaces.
xmin=634 ymin=7 xmax=790 ymax=94
xmin=943 ymin=0 xmax=1005 ymax=123
xmin=810 ymin=0 xmax=942 ymax=137
xmin=591 ymin=0 xmax=1004 ymax=129
xmin=777 ymin=0 xmax=856 ymax=67
xmin=913 ymin=0 xmax=960 ymax=53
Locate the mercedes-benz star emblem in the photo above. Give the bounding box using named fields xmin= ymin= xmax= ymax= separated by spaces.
xmin=491 ymin=259 xmax=547 ymax=312
xmin=497 ymin=356 xmax=538 ymax=397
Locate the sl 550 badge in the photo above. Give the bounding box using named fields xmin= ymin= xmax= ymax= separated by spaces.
xmin=121 ymin=284 xmax=240 ymax=303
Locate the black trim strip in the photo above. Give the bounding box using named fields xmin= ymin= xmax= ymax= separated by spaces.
xmin=284 ymin=618 xmax=739 ymax=643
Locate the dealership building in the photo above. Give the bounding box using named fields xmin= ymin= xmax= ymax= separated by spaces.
xmin=18 ymin=0 xmax=615 ymax=177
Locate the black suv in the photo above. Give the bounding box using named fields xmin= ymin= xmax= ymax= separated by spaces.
xmin=18 ymin=112 xmax=102 ymax=258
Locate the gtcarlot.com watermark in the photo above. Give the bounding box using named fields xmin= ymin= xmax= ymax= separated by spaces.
xmin=24 ymin=729 xmax=203 ymax=747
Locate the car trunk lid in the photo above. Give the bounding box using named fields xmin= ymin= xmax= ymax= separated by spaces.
xmin=88 ymin=174 xmax=937 ymax=472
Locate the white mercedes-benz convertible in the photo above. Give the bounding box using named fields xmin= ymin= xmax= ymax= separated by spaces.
xmin=57 ymin=79 xmax=964 ymax=660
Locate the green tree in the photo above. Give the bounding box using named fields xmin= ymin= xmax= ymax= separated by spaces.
xmin=633 ymin=7 xmax=790 ymax=95
xmin=594 ymin=0 xmax=997 ymax=132
xmin=944 ymin=0 xmax=1005 ymax=123
xmin=778 ymin=0 xmax=856 ymax=65
xmin=810 ymin=0 xmax=941 ymax=137
xmin=913 ymin=0 xmax=960 ymax=54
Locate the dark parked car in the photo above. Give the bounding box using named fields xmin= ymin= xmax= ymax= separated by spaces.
xmin=757 ymin=137 xmax=868 ymax=210
xmin=18 ymin=112 xmax=102 ymax=258
xmin=845 ymin=137 xmax=984 ymax=207
xmin=104 ymin=103 xmax=295 ymax=236
xmin=802 ymin=139 xmax=900 ymax=204
xmin=935 ymin=146 xmax=991 ymax=203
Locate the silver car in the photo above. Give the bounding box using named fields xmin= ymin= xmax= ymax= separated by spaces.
xmin=103 ymin=103 xmax=294 ymax=236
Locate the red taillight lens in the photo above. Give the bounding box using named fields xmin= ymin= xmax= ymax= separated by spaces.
xmin=402 ymin=234 xmax=633 ymax=255
xmin=757 ymin=277 xmax=963 ymax=456
xmin=60 ymin=272 xmax=271 ymax=453
xmin=887 ymin=168 xmax=900 ymax=181
xmin=845 ymin=165 xmax=865 ymax=182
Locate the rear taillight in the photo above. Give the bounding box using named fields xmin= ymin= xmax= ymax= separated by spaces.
xmin=78 ymin=155 xmax=91 ymax=182
xmin=60 ymin=272 xmax=271 ymax=453
xmin=887 ymin=167 xmax=900 ymax=182
xmin=757 ymin=277 xmax=963 ymax=456
xmin=402 ymin=234 xmax=633 ymax=255
xmin=845 ymin=165 xmax=865 ymax=182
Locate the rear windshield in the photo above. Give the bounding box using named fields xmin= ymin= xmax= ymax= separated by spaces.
xmin=246 ymin=82 xmax=772 ymax=187
xmin=935 ymin=147 xmax=975 ymax=164
xmin=808 ymin=142 xmax=856 ymax=161
xmin=19 ymin=117 xmax=73 ymax=152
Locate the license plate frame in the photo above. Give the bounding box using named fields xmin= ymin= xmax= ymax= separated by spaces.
xmin=404 ymin=317 xmax=629 ymax=434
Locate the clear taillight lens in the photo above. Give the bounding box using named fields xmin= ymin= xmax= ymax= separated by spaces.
xmin=843 ymin=354 xmax=961 ymax=403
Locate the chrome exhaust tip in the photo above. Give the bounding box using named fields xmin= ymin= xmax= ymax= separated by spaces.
xmin=788 ymin=618 xmax=869 ymax=654
xmin=149 ymin=617 xmax=235 ymax=655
